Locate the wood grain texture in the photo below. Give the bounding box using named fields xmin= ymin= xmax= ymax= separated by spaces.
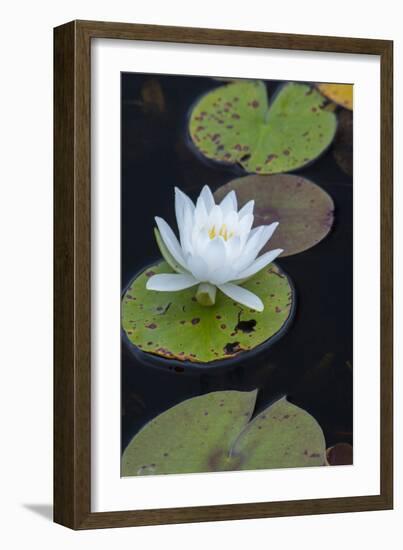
xmin=379 ymin=40 xmax=393 ymax=506
xmin=54 ymin=20 xmax=393 ymax=530
xmin=54 ymin=21 xmax=76 ymax=528
xmin=54 ymin=21 xmax=91 ymax=528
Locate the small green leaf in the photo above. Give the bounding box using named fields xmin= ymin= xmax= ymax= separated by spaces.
xmin=189 ymin=80 xmax=337 ymax=174
xmin=229 ymin=397 xmax=326 ymax=470
xmin=214 ymin=174 xmax=334 ymax=257
xmin=122 ymin=260 xmax=294 ymax=364
xmin=122 ymin=390 xmax=326 ymax=476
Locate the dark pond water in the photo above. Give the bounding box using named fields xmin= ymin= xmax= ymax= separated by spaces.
xmin=121 ymin=73 xmax=353 ymax=456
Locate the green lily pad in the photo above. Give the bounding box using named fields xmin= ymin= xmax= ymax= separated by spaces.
xmin=122 ymin=390 xmax=326 ymax=476
xmin=189 ymin=80 xmax=337 ymax=174
xmin=122 ymin=260 xmax=294 ymax=364
xmin=214 ymin=175 xmax=334 ymax=257
xmin=230 ymin=396 xmax=326 ymax=471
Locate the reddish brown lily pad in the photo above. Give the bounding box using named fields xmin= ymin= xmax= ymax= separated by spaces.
xmin=326 ymin=443 xmax=353 ymax=466
xmin=141 ymin=79 xmax=165 ymax=114
xmin=214 ymin=175 xmax=335 ymax=257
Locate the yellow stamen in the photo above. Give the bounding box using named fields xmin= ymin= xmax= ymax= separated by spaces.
xmin=209 ymin=223 xmax=234 ymax=241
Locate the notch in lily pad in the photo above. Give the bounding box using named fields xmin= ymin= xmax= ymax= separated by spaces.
xmin=189 ymin=80 xmax=337 ymax=174
xmin=122 ymin=389 xmax=326 ymax=476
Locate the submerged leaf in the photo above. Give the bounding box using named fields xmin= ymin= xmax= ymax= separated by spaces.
xmin=333 ymin=109 xmax=353 ymax=176
xmin=214 ymin=175 xmax=334 ymax=257
xmin=122 ymin=390 xmax=326 ymax=476
xmin=141 ymin=79 xmax=166 ymax=113
xmin=122 ymin=261 xmax=294 ymax=364
xmin=317 ymin=83 xmax=353 ymax=110
xmin=189 ymin=80 xmax=337 ymax=174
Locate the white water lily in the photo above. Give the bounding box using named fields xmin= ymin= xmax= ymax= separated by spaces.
xmin=146 ymin=185 xmax=283 ymax=312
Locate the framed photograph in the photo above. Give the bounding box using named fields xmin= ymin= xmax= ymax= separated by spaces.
xmin=54 ymin=20 xmax=393 ymax=529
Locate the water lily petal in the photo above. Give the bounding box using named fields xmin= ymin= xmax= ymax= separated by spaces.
xmin=243 ymin=226 xmax=260 ymax=242
xmin=153 ymin=186 xmax=282 ymax=297
xmin=146 ymin=273 xmax=199 ymax=291
xmin=243 ymin=222 xmax=279 ymax=265
xmin=234 ymin=226 xmax=265 ymax=272
xmin=238 ymin=213 xmax=254 ymax=240
xmin=223 ymin=210 xmax=238 ymax=234
xmin=226 ymin=235 xmax=242 ymax=260
xmin=208 ymin=266 xmax=236 ymax=286
xmin=235 ymin=222 xmax=279 ymax=273
xmin=219 ymin=190 xmax=237 ymax=214
xmin=155 ymin=217 xmax=187 ymax=269
xmin=204 ymin=236 xmax=227 ymax=272
xmin=194 ymin=195 xmax=209 ymax=227
xmin=236 ymin=248 xmax=283 ymax=280
xmin=175 ymin=188 xmax=195 ymax=256
xmin=254 ymin=222 xmax=279 ymax=249
xmin=207 ymin=204 xmax=224 ymax=232
xmin=175 ymin=187 xmax=194 ymax=229
xmin=218 ymin=283 xmax=264 ymax=312
xmin=187 ymin=255 xmax=210 ymax=281
xmin=238 ymin=200 xmax=255 ymax=219
xmin=154 ymin=228 xmax=186 ymax=274
xmin=191 ymin=227 xmax=210 ymax=257
xmin=200 ymin=185 xmax=216 ymax=213
xmin=180 ymin=206 xmax=195 ymax=256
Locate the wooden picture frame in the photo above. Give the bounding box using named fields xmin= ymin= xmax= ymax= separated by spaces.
xmin=54 ymin=20 xmax=393 ymax=529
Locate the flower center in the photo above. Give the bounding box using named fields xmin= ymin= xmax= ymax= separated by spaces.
xmin=208 ymin=223 xmax=234 ymax=241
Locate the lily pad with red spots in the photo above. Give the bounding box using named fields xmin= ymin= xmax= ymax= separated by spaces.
xmin=122 ymin=260 xmax=294 ymax=365
xmin=189 ymin=80 xmax=337 ymax=174
xmin=214 ymin=174 xmax=334 ymax=257
xmin=122 ymin=390 xmax=326 ymax=476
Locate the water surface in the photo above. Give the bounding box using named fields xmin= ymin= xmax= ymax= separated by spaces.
xmin=121 ymin=73 xmax=353 ymax=456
